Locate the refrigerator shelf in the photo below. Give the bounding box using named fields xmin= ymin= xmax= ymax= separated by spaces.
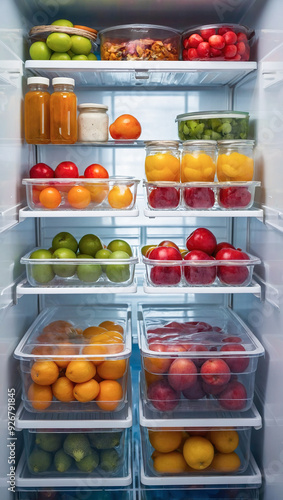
xmin=144 ymin=207 xmax=264 ymax=218
xmin=19 ymin=207 xmax=139 ymax=219
xmin=140 ymin=453 xmax=261 ymax=486
xmin=16 ymin=279 xmax=138 ymax=296
xmin=25 ymin=60 xmax=257 ymax=88
xmin=143 ymin=279 xmax=261 ymax=295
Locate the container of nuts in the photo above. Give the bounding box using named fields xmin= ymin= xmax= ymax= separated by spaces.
xmin=99 ymin=24 xmax=180 ymax=61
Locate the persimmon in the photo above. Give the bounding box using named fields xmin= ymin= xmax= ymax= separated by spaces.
xmin=109 ymin=114 xmax=141 ymax=140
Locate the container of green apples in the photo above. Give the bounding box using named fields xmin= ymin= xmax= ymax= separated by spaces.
xmin=20 ymin=231 xmax=138 ymax=287
xmin=28 ymin=19 xmax=98 ymax=61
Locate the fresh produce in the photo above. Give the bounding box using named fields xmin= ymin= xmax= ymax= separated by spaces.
xmin=181 ymin=152 xmax=216 ymax=182
xmin=147 ymin=379 xmax=180 ymax=412
xmin=218 ymin=186 xmax=252 ymax=208
xmin=87 ymin=432 xmax=122 ymax=449
xmin=52 ymin=231 xmax=79 ymax=253
xmin=215 ymin=247 xmax=250 ymax=285
xmin=100 ymin=448 xmax=120 ymax=472
xmin=217 ymin=381 xmax=248 ymax=410
xmin=145 ymin=152 xmax=180 ymax=182
xmin=70 ymin=35 xmax=92 ymax=55
xmin=184 ymin=249 xmax=216 ymax=285
xmin=29 ymin=41 xmax=52 ymax=60
xmin=148 ymin=186 xmax=180 ymax=209
xmin=76 ymin=450 xmax=99 ymax=472
xmin=217 ymin=152 xmax=254 ymax=182
xmin=30 ymin=163 xmax=55 ymax=178
xmin=84 ymin=164 xmax=109 ymax=178
xmin=108 ymin=185 xmax=133 ymax=209
xmin=183 ymin=187 xmax=215 ymax=209
xmin=54 ymin=449 xmax=73 ymax=472
xmin=36 ymin=433 xmax=62 ymax=453
xmin=29 ymin=249 xmax=55 ymax=284
xmin=177 ymin=112 xmax=249 ymax=141
xmin=109 ymin=114 xmax=142 ymax=140
xmin=147 ymin=246 xmax=183 ymax=286
xmin=54 ymin=161 xmax=79 ymax=178
xmin=186 ymin=228 xmax=217 ymax=255
xmin=28 ymin=448 xmax=52 ymax=473
xmin=63 ymin=433 xmax=92 ymax=462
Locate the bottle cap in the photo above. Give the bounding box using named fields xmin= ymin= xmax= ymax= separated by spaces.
xmin=52 ymin=77 xmax=75 ymax=87
xmin=27 ymin=77 xmax=49 ymax=86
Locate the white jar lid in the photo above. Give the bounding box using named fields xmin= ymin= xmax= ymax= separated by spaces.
xmin=52 ymin=77 xmax=75 ymax=86
xmin=78 ymin=103 xmax=108 ymax=111
xmin=27 ymin=77 xmax=49 ymax=86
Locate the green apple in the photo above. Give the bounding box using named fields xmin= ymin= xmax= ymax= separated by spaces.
xmin=72 ymin=55 xmax=88 ymax=60
xmin=46 ymin=33 xmax=72 ymax=53
xmin=51 ymin=52 xmax=71 ymax=60
xmin=95 ymin=248 xmax=112 ymax=272
xmin=68 ymin=49 xmax=75 ymax=58
xmin=52 ymin=248 xmax=77 ymax=277
xmin=88 ymin=53 xmax=97 ymax=60
xmin=51 ymin=19 xmax=73 ymax=27
xmin=106 ymin=250 xmax=130 ymax=283
xmin=70 ymin=35 xmax=92 ymax=55
xmin=52 ymin=232 xmax=78 ymax=253
xmin=78 ymin=234 xmax=102 ymax=257
xmin=107 ymin=239 xmax=132 ymax=257
xmin=29 ymin=41 xmax=52 ymax=60
xmin=29 ymin=249 xmax=54 ymax=284
xmin=77 ymin=254 xmax=102 ymax=283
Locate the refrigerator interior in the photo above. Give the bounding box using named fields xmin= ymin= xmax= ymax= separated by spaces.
xmin=0 ymin=0 xmax=283 ymax=499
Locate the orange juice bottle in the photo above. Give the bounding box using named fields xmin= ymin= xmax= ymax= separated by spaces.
xmin=25 ymin=77 xmax=50 ymax=144
xmin=50 ymin=77 xmax=77 ymax=144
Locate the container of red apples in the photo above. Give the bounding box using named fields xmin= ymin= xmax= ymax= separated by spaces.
xmin=144 ymin=181 xmax=260 ymax=211
xmin=138 ymin=304 xmax=264 ymax=414
xmin=142 ymin=228 xmax=261 ymax=288
xmin=182 ymin=24 xmax=254 ymax=61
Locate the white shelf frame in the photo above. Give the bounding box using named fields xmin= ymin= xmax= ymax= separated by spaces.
xmin=19 ymin=206 xmax=139 ymax=219
xmin=143 ymin=279 xmax=261 ymax=296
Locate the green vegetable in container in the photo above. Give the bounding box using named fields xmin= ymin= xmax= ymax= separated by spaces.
xmin=99 ymin=448 xmax=120 ymax=472
xmin=63 ymin=433 xmax=91 ymax=462
xmin=88 ymin=432 xmax=122 ymax=450
xmin=35 ymin=432 xmax=62 ymax=453
xmin=76 ymin=449 xmax=99 ymax=473
xmin=28 ymin=448 xmax=52 ymax=473
xmin=54 ymin=448 xmax=73 ymax=473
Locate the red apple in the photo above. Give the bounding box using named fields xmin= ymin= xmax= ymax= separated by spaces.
xmin=30 ymin=163 xmax=54 ymax=178
xmin=55 ymin=161 xmax=79 ymax=178
xmin=147 ymin=379 xmax=180 ymax=412
xmin=168 ymin=358 xmax=198 ymax=391
xmin=220 ymin=344 xmax=249 ymax=372
xmin=186 ymin=344 xmax=209 ymax=367
xmin=158 ymin=240 xmax=180 ymax=250
xmin=202 ymin=381 xmax=228 ymax=395
xmin=213 ymin=242 xmax=235 ymax=257
xmin=182 ymin=378 xmax=206 ymax=400
xmin=84 ymin=163 xmax=109 ymax=178
xmin=186 ymin=228 xmax=217 ymax=255
xmin=219 ymin=186 xmax=252 ymax=209
xmin=148 ymin=186 xmax=180 ymax=209
xmin=215 ymin=248 xmax=250 ymax=285
xmin=200 ymin=359 xmax=231 ymax=386
xmin=184 ymin=250 xmax=216 ymax=285
xmin=164 ymin=344 xmax=187 ymax=355
xmin=184 ymin=187 xmax=215 ymax=209
xmin=222 ymin=336 xmax=242 ymax=343
xmin=217 ymin=380 xmax=247 ymax=411
xmin=148 ymin=246 xmax=182 ymax=286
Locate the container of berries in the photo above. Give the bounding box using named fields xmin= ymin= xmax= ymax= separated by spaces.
xmin=182 ymin=24 xmax=254 ymax=61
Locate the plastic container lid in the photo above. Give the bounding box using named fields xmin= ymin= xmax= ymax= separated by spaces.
xmin=27 ymin=77 xmax=49 ymax=86
xmin=78 ymin=103 xmax=108 ymax=111
xmin=52 ymin=77 xmax=75 ymax=87
xmin=99 ymin=23 xmax=180 ymax=36
xmin=144 ymin=140 xmax=180 ymax=148
xmin=176 ymin=111 xmax=249 ymax=122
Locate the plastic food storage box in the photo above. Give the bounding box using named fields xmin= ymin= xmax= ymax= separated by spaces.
xmin=144 ymin=181 xmax=260 ymax=211
xmin=14 ymin=305 xmax=132 ymax=413
xmin=139 ymin=487 xmax=260 ymax=499
xmin=23 ymin=177 xmax=140 ymax=212
xmin=181 ymin=24 xmax=253 ymax=61
xmin=21 ymin=246 xmax=138 ymax=288
xmin=176 ymin=111 xmax=249 ymax=141
xmin=138 ymin=305 xmax=264 ymax=413
xmin=142 ymin=250 xmax=260 ymax=288
xmin=17 ymin=489 xmax=133 ymax=500
xmin=99 ymin=24 xmax=180 ymax=61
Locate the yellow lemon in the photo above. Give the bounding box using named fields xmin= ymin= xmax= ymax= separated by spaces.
xmin=209 ymin=429 xmax=239 ymax=454
xmin=149 ymin=430 xmax=183 ymax=453
xmin=183 ymin=436 xmax=214 ymax=470
xmin=153 ymin=451 xmax=188 ymax=474
xmin=211 ymin=452 xmax=241 ymax=472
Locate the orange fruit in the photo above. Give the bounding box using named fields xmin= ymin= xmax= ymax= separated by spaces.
xmin=97 ymin=359 xmax=127 ymax=380
xmin=73 ymin=379 xmax=100 ymax=402
xmin=66 ymin=360 xmax=96 ymax=383
xmin=82 ymin=326 xmax=108 ymax=339
xmin=31 ymin=345 xmax=55 ymax=357
xmin=210 ymin=452 xmax=241 ymax=472
xmin=82 ymin=344 xmax=108 ymax=362
xmin=43 ymin=320 xmax=74 ymax=335
xmin=39 ymin=187 xmax=62 ymax=209
xmin=85 ymin=183 xmax=109 ymax=204
xmin=53 ymin=344 xmax=78 ymax=369
xmin=149 ymin=430 xmax=183 ymax=454
xmin=183 ymin=437 xmax=214 ymax=470
xmin=99 ymin=321 xmax=124 ymax=334
xmin=144 ymin=370 xmax=163 ymax=386
xmin=27 ymin=383 xmax=53 ymax=410
xmin=93 ymin=372 xmax=103 ymax=383
xmin=67 ymin=185 xmax=91 ymax=209
xmin=31 ymin=360 xmax=59 ymax=385
xmin=95 ymin=380 xmax=123 ymax=411
xmin=144 ymin=355 xmax=172 ymax=375
xmin=209 ymin=429 xmax=239 ymax=454
xmin=153 ymin=451 xmax=188 ymax=474
xmin=109 ymin=114 xmax=141 ymax=140
xmin=52 ymin=376 xmax=75 ymax=402
xmin=88 ymin=331 xmax=124 ymax=354
xmin=108 ymin=185 xmax=133 ymax=209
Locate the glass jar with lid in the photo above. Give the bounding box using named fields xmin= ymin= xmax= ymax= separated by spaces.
xmin=144 ymin=140 xmax=180 ymax=182
xmin=50 ymin=77 xmax=77 ymax=144
xmin=181 ymin=140 xmax=217 ymax=182
xmin=217 ymin=140 xmax=255 ymax=182
xmin=78 ymin=103 xmax=109 ymax=142
xmin=25 ymin=77 xmax=50 ymax=144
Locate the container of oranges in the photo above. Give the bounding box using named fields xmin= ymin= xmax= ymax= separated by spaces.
xmin=14 ymin=305 xmax=132 ymax=413
xmin=23 ymin=177 xmax=140 ymax=212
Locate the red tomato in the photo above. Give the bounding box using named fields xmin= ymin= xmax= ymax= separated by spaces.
xmin=55 ymin=161 xmax=79 ymax=178
xmin=84 ymin=164 xmax=109 ymax=178
xmin=30 ymin=163 xmax=54 ymax=178
xmin=109 ymin=114 xmax=141 ymax=140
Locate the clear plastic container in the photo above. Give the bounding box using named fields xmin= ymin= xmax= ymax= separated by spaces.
xmin=21 ymin=246 xmax=138 ymax=288
xmin=99 ymin=24 xmax=180 ymax=61
xmin=138 ymin=305 xmax=264 ymax=413
xmin=17 ymin=489 xmax=134 ymax=500
xmin=139 ymin=487 xmax=260 ymax=500
xmin=176 ymin=111 xmax=249 ymax=141
xmin=50 ymin=77 xmax=77 ymax=144
xmin=24 ymin=77 xmax=50 ymax=144
xmin=142 ymin=250 xmax=260 ymax=288
xmin=23 ymin=428 xmax=129 ymax=479
xmin=78 ymin=103 xmax=109 ymax=143
xmin=181 ymin=24 xmax=253 ymax=61
xmin=23 ymin=177 xmax=139 ymax=211
xmin=14 ymin=305 xmax=132 ymax=413
xmin=145 ymin=141 xmax=181 ymax=182
xmin=217 ymin=140 xmax=255 ymax=182
xmin=181 ymin=140 xmax=217 ymax=182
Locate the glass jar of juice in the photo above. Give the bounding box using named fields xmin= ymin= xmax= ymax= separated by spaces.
xmin=50 ymin=77 xmax=77 ymax=144
xmin=217 ymin=140 xmax=255 ymax=181
xmin=144 ymin=141 xmax=180 ymax=182
xmin=25 ymin=77 xmax=50 ymax=144
xmin=181 ymin=140 xmax=217 ymax=182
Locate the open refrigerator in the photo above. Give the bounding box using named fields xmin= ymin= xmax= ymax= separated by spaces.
xmin=0 ymin=0 xmax=283 ymax=499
